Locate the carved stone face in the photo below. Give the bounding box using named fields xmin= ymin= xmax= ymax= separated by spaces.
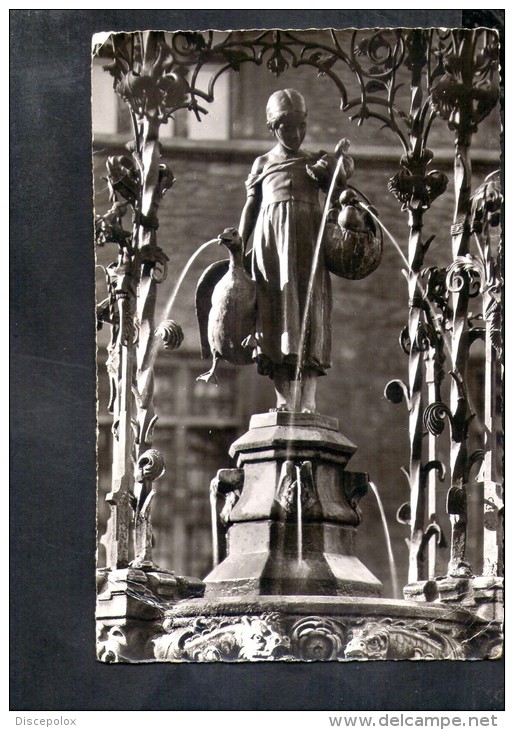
xmin=274 ymin=111 xmax=307 ymax=153
xmin=238 ymin=619 xmax=283 ymax=660
xmin=300 ymin=631 xmax=337 ymax=660
xmin=344 ymin=626 xmax=389 ymax=659
xmin=291 ymin=617 xmax=346 ymax=661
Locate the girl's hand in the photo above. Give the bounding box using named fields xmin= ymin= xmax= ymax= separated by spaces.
xmin=334 ymin=138 xmax=351 ymax=156
xmin=334 ymin=138 xmax=354 ymax=182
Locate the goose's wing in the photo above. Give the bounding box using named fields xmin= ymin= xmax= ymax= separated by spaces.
xmin=195 ymin=259 xmax=230 ymax=359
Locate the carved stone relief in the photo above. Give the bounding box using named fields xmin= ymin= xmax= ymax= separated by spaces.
xmin=150 ymin=611 xmax=494 ymax=663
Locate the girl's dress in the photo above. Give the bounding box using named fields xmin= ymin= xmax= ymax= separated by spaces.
xmin=245 ymin=150 xmax=332 ymax=378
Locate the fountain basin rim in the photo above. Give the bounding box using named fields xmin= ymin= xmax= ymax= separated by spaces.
xmin=165 ymin=595 xmax=477 ymax=624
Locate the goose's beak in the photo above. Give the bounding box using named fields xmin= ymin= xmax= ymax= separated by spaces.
xmin=217 ymin=229 xmax=238 ymax=246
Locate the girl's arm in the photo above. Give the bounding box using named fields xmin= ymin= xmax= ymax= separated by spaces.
xmin=239 ymin=194 xmax=261 ymax=252
xmin=238 ymin=155 xmax=265 ymax=252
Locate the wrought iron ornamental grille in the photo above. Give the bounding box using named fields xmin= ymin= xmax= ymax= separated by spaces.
xmin=94 ymin=27 xmax=502 ymax=663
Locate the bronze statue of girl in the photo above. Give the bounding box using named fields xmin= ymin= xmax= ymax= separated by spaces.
xmin=197 ymin=89 xmax=370 ymax=412
xmin=239 ymin=88 xmax=350 ymax=412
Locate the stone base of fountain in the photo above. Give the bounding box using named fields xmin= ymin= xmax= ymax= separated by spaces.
xmin=153 ymin=595 xmax=501 ymax=662
xmin=96 ymin=413 xmax=503 ymax=663
xmin=204 ymin=411 xmax=382 ymax=597
xmin=95 ymin=566 xmax=204 ymax=662
xmin=148 ymin=413 xmax=501 ymax=663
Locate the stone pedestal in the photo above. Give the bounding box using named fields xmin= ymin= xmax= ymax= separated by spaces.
xmin=204 ymin=412 xmax=382 ymax=597
xmin=96 ymin=413 xmax=502 ymax=664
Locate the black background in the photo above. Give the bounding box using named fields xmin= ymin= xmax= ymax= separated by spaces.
xmin=10 ymin=9 xmax=505 ymax=711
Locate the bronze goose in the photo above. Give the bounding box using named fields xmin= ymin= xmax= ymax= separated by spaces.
xmin=196 ymin=228 xmax=257 ymax=383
